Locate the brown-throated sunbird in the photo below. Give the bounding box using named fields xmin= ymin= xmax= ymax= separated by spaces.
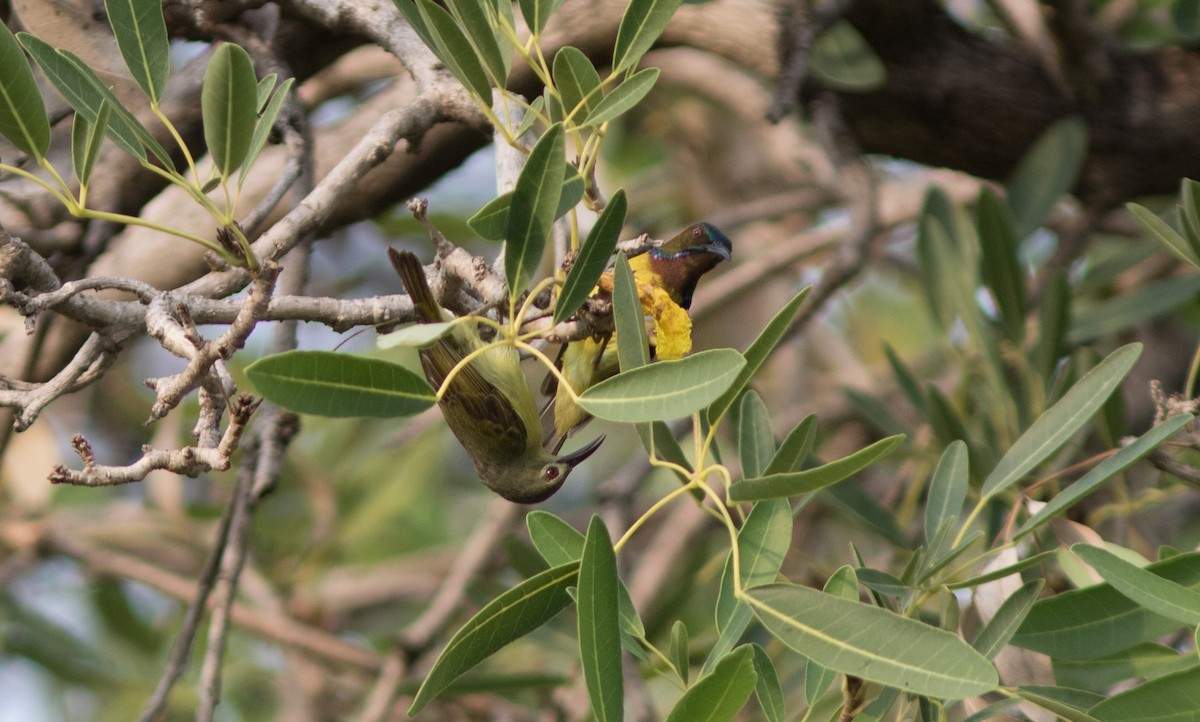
xmin=389 ymin=248 xmax=603 ymax=503
xmin=546 ymin=222 xmax=732 ymax=447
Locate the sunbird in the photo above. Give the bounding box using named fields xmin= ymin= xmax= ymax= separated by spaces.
xmin=389 ymin=248 xmax=604 ymax=503
xmin=547 ymin=222 xmax=733 ymax=446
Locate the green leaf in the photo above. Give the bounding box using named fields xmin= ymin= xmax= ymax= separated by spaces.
xmin=553 ymin=46 xmax=603 ymax=120
xmin=1012 ymin=552 xmax=1200 ymax=660
xmin=0 ymin=21 xmax=50 ymax=157
xmin=1054 ymin=643 xmax=1196 ymax=693
xmin=804 ymin=568 xmax=857 ymax=705
xmin=1089 ymin=666 xmax=1200 ymax=721
xmin=981 ymin=343 xmax=1142 ymax=499
xmin=1015 ymin=687 xmax=1102 ymax=721
xmin=518 ymin=0 xmax=562 ymax=35
xmin=408 ymin=561 xmax=579 ymax=715
xmin=555 ymin=189 xmax=627 ymax=324
xmin=750 ymin=645 xmax=785 ymax=722
xmin=202 ymin=43 xmax=258 ymax=177
xmin=976 ymin=189 xmax=1027 ymax=343
xmin=1033 ymin=269 xmax=1071 ymax=383
xmin=505 ymin=123 xmax=566 ymax=292
xmin=583 ymin=67 xmax=659 ymax=125
xmin=884 ymin=344 xmax=926 ymax=413
xmin=671 ymin=621 xmax=689 ymax=683
xmin=1072 ymin=544 xmax=1200 ymax=626
xmin=254 ymin=73 xmax=277 ymax=110
xmin=809 ymin=20 xmax=886 ymax=91
xmin=747 ymin=583 xmax=998 ymax=698
xmin=855 ymin=568 xmax=907 ymax=597
xmin=1006 ymin=116 xmax=1088 ymax=239
xmin=71 ymin=99 xmax=110 ymax=186
xmin=612 ymin=0 xmax=684 ymax=73
xmin=972 ymin=579 xmax=1044 ymax=660
xmin=239 ymin=76 xmax=294 ymax=188
xmin=579 ymin=516 xmax=623 ymax=722
xmin=730 ymin=434 xmax=905 ymax=502
xmin=664 ymin=645 xmax=756 ymax=722
xmin=375 ymin=321 xmax=455 ymax=349
xmin=715 ymin=499 xmax=792 ymax=633
xmin=415 ymin=0 xmax=492 ymax=101
xmin=1177 ymin=178 xmax=1200 ymax=261
xmin=737 ymin=391 xmax=775 ymax=479
xmin=469 ymin=163 xmax=582 ymax=241
xmin=613 ymin=253 xmax=651 ymax=370
xmin=578 ymin=348 xmax=746 ymax=422
xmin=925 ymin=440 xmax=968 ymax=544
xmin=18 ymin=34 xmax=172 ymax=166
xmin=105 ymin=0 xmax=170 ymax=104
xmin=1015 ymin=414 xmax=1192 ymax=538
xmin=526 ymin=511 xmax=645 ymax=640
xmin=762 ymin=413 xmax=816 ymax=475
xmin=244 ymin=350 xmax=436 ymax=417
xmin=708 ymin=287 xmax=810 ymax=423
xmin=823 ymin=480 xmax=906 ymax=546
xmin=445 ymin=0 xmax=509 ymax=83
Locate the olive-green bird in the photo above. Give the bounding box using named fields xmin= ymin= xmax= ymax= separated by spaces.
xmin=546 ymin=222 xmax=732 ymax=447
xmin=389 ymin=248 xmax=603 ymax=503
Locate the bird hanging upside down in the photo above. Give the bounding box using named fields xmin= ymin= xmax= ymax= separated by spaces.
xmin=389 ymin=248 xmax=603 ymax=503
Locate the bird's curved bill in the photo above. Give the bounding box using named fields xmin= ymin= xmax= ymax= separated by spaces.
xmin=558 ymin=435 xmax=605 ymax=467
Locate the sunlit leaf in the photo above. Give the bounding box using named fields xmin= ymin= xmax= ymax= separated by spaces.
xmin=245 ymin=350 xmax=436 ymax=417
xmin=578 ymin=349 xmax=746 ymax=422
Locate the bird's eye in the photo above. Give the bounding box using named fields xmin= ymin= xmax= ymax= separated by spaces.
xmin=691 ymin=226 xmax=704 ymax=241
xmin=544 ymin=465 xmax=561 ymax=481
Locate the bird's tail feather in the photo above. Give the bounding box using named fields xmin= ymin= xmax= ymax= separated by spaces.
xmin=388 ymin=248 xmax=441 ymax=322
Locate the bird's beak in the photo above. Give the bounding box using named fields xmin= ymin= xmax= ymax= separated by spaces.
xmin=558 ymin=435 xmax=605 ymax=467
xmin=708 ymin=241 xmax=732 ymax=262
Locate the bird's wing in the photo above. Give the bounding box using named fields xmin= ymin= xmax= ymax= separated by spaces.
xmin=424 ymin=342 xmax=532 ymax=459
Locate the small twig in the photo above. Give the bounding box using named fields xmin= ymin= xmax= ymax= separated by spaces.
xmin=355 ymin=651 xmax=408 ymax=722
xmin=48 ymin=394 xmax=261 ymax=486
xmin=1 ymin=333 xmax=120 ymax=431
xmin=1147 ymin=449 xmax=1200 ymax=487
xmin=400 ymin=498 xmax=520 ymax=653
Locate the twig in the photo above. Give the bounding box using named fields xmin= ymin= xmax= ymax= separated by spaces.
xmin=355 ymin=652 xmax=408 ymax=722
xmin=1 ymin=333 xmax=120 ymax=430
xmin=767 ymin=0 xmax=856 ymax=122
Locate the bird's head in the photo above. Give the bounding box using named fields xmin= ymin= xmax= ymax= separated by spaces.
xmin=648 ymin=222 xmax=733 ymax=308
xmin=480 ymin=435 xmax=606 ymax=504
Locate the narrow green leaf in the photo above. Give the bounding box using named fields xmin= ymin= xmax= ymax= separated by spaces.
xmin=612 ymin=0 xmax=684 ymax=73
xmin=254 ymin=74 xmax=277 ymax=110
xmin=469 ymin=164 xmax=582 ymax=241
xmin=408 ymin=561 xmax=579 ymax=715
xmin=555 ymin=189 xmax=627 ymax=324
xmin=809 ymin=20 xmax=886 ymax=91
xmin=1015 ymin=687 xmax=1102 ymax=722
xmin=804 ymin=568 xmax=857 ymax=705
xmin=1006 ymin=116 xmax=1088 ymax=239
xmin=415 ymin=0 xmax=492 ymax=101
xmin=244 ymin=350 xmax=436 ymax=417
xmin=1073 ymin=544 xmax=1200 ymax=626
xmin=505 ymin=123 xmax=566 ymax=292
xmin=715 ymin=499 xmax=791 ymax=632
xmin=946 ymin=550 xmax=1056 ymax=590
xmin=708 ymin=287 xmax=810 ymax=423
xmin=583 ymin=67 xmax=659 ymax=125
xmin=445 ymin=0 xmax=509 ymax=83
xmin=19 ymin=34 xmax=172 ymax=166
xmin=578 ymin=348 xmax=746 ymax=422
xmin=393 ymin=0 xmax=436 ymax=51
xmin=517 ymin=0 xmax=554 ymax=35
xmin=762 ymin=413 xmax=816 ymax=475
xmin=72 ymin=99 xmax=110 ymax=186
xmin=1054 ymin=643 xmax=1195 ymax=693
xmin=375 ymin=321 xmax=455 ymax=349
xmin=925 ymin=440 xmax=968 ymax=543
xmin=553 ymin=46 xmax=603 ymax=120
xmin=1012 ymin=552 xmax=1200 ymax=660
xmin=976 ymin=189 xmax=1027 ymax=343
xmin=1069 ymin=275 xmax=1200 ymax=343
xmin=730 ymin=434 xmax=905 ymax=501
xmin=579 ymin=516 xmax=623 ymax=722
xmin=1090 ymin=665 xmax=1200 ymax=721
xmin=884 ymin=344 xmax=926 ymax=413
xmin=636 ymin=420 xmax=692 ymax=479
xmin=750 ymin=645 xmax=785 ymax=722
xmin=972 ymin=579 xmax=1044 ymax=660
xmin=855 ymin=568 xmax=907 ymax=597
xmin=613 ymin=253 xmax=651 ymax=370
xmin=1178 ymin=178 xmax=1200 ymax=261
xmin=962 ymin=699 xmax=1025 ymax=722
xmin=1015 ymin=414 xmax=1192 ymax=538
xmin=1033 ymin=269 xmax=1071 ymax=383
xmin=239 ymin=76 xmax=294 ymax=188
xmin=105 ymin=0 xmax=170 ymax=104
xmin=737 ymin=391 xmax=775 ymax=479
xmin=526 ymin=511 xmax=646 ymax=640
xmin=0 ymin=21 xmax=50 ymax=157
xmin=747 ymin=583 xmax=998 ymax=698
xmin=664 ymin=645 xmax=756 ymax=722
xmin=981 ymin=343 xmax=1142 ymax=499
xmin=671 ymin=621 xmax=689 ymax=684
xmin=202 ymin=43 xmax=258 ymax=177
